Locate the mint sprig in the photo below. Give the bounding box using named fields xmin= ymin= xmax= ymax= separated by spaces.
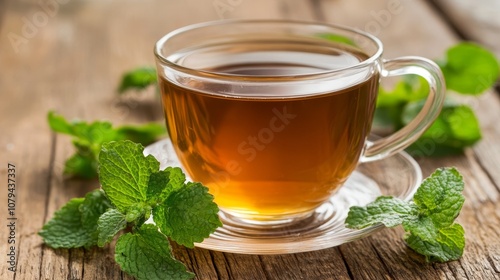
xmin=374 ymin=42 xmax=499 ymax=156
xmin=39 ymin=140 xmax=222 ymax=279
xmin=438 ymin=42 xmax=499 ymax=95
xmin=402 ymin=101 xmax=482 ymax=156
xmin=346 ymin=167 xmax=465 ymax=262
xmin=48 ymin=111 xmax=166 ymax=178
xmin=118 ymin=67 xmax=157 ymax=94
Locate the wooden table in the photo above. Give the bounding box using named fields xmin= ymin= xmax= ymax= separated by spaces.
xmin=1 ymin=0 xmax=499 ymax=279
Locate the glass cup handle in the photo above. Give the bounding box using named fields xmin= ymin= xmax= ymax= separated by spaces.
xmin=361 ymin=57 xmax=446 ymax=162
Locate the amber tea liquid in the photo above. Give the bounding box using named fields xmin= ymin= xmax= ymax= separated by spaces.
xmin=160 ymin=42 xmax=379 ymax=221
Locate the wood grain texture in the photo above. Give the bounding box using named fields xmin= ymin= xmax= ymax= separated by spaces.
xmin=0 ymin=0 xmax=499 ymax=279
xmin=430 ymin=0 xmax=500 ymax=56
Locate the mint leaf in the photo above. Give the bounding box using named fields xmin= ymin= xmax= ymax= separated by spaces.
xmin=345 ymin=196 xmax=418 ymax=228
xmin=48 ymin=112 xmax=165 ymax=178
xmin=64 ymin=153 xmax=96 ymax=179
xmin=147 ymin=167 xmax=186 ymax=205
xmin=345 ymin=167 xmax=465 ymax=262
xmin=97 ymin=208 xmax=127 ymax=247
xmin=439 ymin=42 xmax=499 ymax=95
xmin=116 ymin=123 xmax=167 ymax=145
xmin=373 ymin=42 xmax=498 ymax=157
xmin=48 ymin=112 xmax=117 ymax=177
xmin=403 ymin=102 xmax=481 ymax=157
xmin=118 ymin=67 xmax=158 ymax=94
xmin=377 ymin=76 xmax=429 ymax=108
xmin=71 ymin=121 xmax=118 ymax=149
xmin=39 ymin=198 xmax=87 ymax=248
xmin=80 ymin=190 xmax=113 ymax=226
xmin=405 ymin=223 xmax=465 ymax=262
xmin=99 ymin=141 xmax=159 ymax=212
xmin=373 ymin=76 xmax=429 ymax=130
xmin=153 ymin=182 xmax=222 ymax=248
xmin=115 ymin=224 xmax=194 ymax=280
xmin=39 ymin=190 xmax=111 ymax=248
xmin=48 ymin=110 xmax=73 ymax=134
xmin=412 ymin=168 xmax=464 ymax=228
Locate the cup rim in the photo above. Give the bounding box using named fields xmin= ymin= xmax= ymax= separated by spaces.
xmin=154 ymin=19 xmax=384 ymax=80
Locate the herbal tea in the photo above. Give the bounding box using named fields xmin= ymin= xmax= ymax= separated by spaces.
xmin=160 ymin=44 xmax=379 ymax=220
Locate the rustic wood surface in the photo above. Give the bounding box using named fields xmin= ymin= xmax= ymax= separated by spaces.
xmin=431 ymin=0 xmax=500 ymax=56
xmin=1 ymin=0 xmax=499 ymax=279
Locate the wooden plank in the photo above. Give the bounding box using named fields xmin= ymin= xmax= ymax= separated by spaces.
xmin=0 ymin=2 xmax=61 ymax=279
xmin=257 ymin=250 xmax=353 ymax=280
xmin=316 ymin=0 xmax=455 ymax=57
xmin=468 ymin=91 xmax=500 ymax=193
xmin=431 ymin=0 xmax=500 ymax=57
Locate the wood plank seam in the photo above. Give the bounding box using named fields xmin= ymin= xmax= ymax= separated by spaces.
xmin=486 ymin=255 xmax=500 ymax=274
xmin=219 ymin=252 xmax=236 ymax=279
xmin=369 ymin=240 xmax=394 ymax=278
xmin=337 ymin=247 xmax=355 ymax=280
xmin=465 ymin=205 xmax=500 ymax=277
xmin=208 ymin=252 xmax=229 ymax=279
xmin=424 ymin=0 xmax=468 ymax=40
xmin=309 ymin=0 xmax=326 ymax=22
xmin=38 ymin=133 xmax=58 ymax=280
xmin=470 ymin=151 xmax=500 ymax=193
xmin=257 ymin=255 xmax=272 ymax=280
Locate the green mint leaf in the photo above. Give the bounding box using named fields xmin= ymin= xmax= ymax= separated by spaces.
xmin=404 ymin=168 xmax=465 ymax=261
xmin=147 ymin=167 xmax=186 ymax=205
xmin=39 ymin=190 xmax=111 ymax=248
xmin=118 ymin=67 xmax=157 ymax=94
xmin=403 ymin=101 xmax=481 ymax=157
xmin=345 ymin=196 xmax=418 ymax=229
xmin=72 ymin=121 xmax=117 ymax=147
xmin=345 ymin=167 xmax=465 ymax=262
xmin=116 ymin=123 xmax=166 ymax=145
xmin=63 ymin=153 xmax=97 ymax=179
xmin=405 ymin=223 xmax=465 ymax=262
xmin=48 ymin=110 xmax=73 ymax=134
xmin=439 ymin=42 xmax=499 ymax=95
xmin=115 ymin=224 xmax=194 ymax=280
xmin=97 ymin=208 xmax=127 ymax=247
xmin=98 ymin=140 xmax=159 ymax=212
xmin=377 ymin=76 xmax=429 ymax=108
xmin=39 ymin=198 xmax=87 ymax=248
xmin=153 ymin=182 xmax=222 ymax=248
xmin=80 ymin=189 xmax=114 ymax=226
xmin=48 ymin=112 xmax=117 ymax=160
xmin=374 ymin=76 xmax=428 ymax=130
xmin=412 ymin=168 xmax=465 ymax=228
xmin=372 ymin=105 xmax=405 ymax=130
xmin=48 ymin=112 xmax=165 ymax=179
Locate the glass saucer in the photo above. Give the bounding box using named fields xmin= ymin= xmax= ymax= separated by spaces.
xmin=144 ymin=138 xmax=422 ymax=255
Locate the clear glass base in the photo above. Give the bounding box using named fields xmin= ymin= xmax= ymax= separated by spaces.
xmin=218 ymin=208 xmax=317 ymax=227
xmin=144 ymin=138 xmax=422 ymax=254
